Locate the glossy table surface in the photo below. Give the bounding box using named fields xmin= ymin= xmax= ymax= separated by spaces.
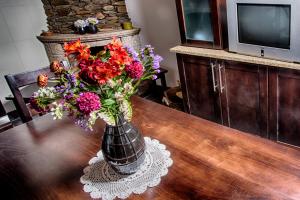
xmin=1 ymin=97 xmax=300 ymax=200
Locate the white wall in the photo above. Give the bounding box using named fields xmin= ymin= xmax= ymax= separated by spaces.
xmin=0 ymin=0 xmax=49 ymax=111
xmin=0 ymin=0 xmax=182 ymax=111
xmin=126 ymin=0 xmax=181 ymax=87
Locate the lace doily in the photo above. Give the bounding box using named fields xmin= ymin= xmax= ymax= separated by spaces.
xmin=80 ymin=137 xmax=173 ymax=200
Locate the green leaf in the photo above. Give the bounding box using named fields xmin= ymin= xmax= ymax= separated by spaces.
xmin=106 ymin=90 xmax=113 ymax=98
xmin=102 ymin=99 xmax=116 ymax=106
xmin=100 ymin=50 xmax=111 ymax=62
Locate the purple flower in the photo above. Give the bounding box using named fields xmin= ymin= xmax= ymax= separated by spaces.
xmin=153 ymin=55 xmax=163 ymax=69
xmin=145 ymin=45 xmax=155 ymax=57
xmin=74 ymin=117 xmax=89 ymax=131
xmin=79 ymin=83 xmax=85 ymax=89
xmin=76 ymin=92 xmax=101 ymax=115
xmin=63 ymin=91 xmax=74 ymax=100
xmin=125 ymin=46 xmax=139 ymax=61
xmin=66 ymin=74 xmax=76 ymax=86
xmin=152 ymin=75 xmax=158 ymax=80
xmin=125 ymin=61 xmax=144 ymax=79
xmin=55 ymin=85 xmax=66 ymax=93
xmin=141 ymin=45 xmax=155 ymax=59
xmin=140 ymin=48 xmax=145 ymax=59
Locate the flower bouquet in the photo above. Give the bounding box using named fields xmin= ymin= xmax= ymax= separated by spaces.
xmin=85 ymin=17 xmax=99 ymax=33
xmin=30 ymin=38 xmax=162 ymax=174
xmin=74 ymin=19 xmax=88 ymax=34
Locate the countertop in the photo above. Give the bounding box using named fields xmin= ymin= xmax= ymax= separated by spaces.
xmin=170 ymin=45 xmax=300 ymax=70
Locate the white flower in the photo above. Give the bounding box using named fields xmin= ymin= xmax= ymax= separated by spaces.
xmin=86 ymin=110 xmax=116 ymax=129
xmin=114 ymin=92 xmax=124 ymax=102
xmin=124 ymin=82 xmax=133 ymax=94
xmin=116 ymin=79 xmax=122 ymax=85
xmin=50 ymin=102 xmax=64 ymax=120
xmin=74 ymin=19 xmax=87 ymax=28
xmin=87 ymin=111 xmax=98 ymax=131
xmin=120 ymin=100 xmax=132 ymax=121
xmin=33 ymin=92 xmax=38 ymax=97
xmin=97 ymin=111 xmax=115 ymax=126
xmin=35 ymin=87 xmax=57 ymax=99
xmin=107 ymin=80 xmax=116 ymax=88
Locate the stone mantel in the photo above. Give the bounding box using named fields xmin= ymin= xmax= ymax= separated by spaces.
xmin=37 ymin=28 xmax=140 ymax=43
xmin=37 ymin=28 xmax=141 ymax=62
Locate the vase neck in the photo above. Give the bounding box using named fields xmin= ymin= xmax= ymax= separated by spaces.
xmin=107 ymin=114 xmax=127 ymax=128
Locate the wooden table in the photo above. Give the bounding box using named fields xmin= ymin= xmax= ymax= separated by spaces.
xmin=1 ymin=97 xmax=300 ymax=200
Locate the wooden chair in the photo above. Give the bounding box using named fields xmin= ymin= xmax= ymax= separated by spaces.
xmin=5 ymin=67 xmax=53 ymax=123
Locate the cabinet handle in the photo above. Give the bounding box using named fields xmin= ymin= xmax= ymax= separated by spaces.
xmin=218 ymin=64 xmax=225 ymax=93
xmin=210 ymin=62 xmax=218 ymax=92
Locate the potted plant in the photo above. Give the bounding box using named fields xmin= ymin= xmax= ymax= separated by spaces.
xmin=86 ymin=17 xmax=99 ymax=34
xmin=74 ymin=19 xmax=88 ymax=34
xmin=30 ymin=38 xmax=162 ymax=175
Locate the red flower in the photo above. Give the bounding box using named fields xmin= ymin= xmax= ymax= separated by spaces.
xmin=79 ymin=59 xmax=121 ymax=85
xmin=64 ymin=39 xmax=91 ymax=60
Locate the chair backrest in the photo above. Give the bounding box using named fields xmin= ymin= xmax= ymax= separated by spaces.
xmin=5 ymin=67 xmax=53 ymax=123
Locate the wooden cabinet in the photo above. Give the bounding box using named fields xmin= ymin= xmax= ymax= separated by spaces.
xmin=269 ymin=68 xmax=300 ymax=147
xmin=177 ymin=54 xmax=268 ymax=137
xmin=175 ymin=0 xmax=227 ymax=49
xmin=221 ymin=61 xmax=268 ymax=137
xmin=177 ymin=55 xmax=221 ymax=123
xmin=177 ymin=53 xmax=300 ymax=147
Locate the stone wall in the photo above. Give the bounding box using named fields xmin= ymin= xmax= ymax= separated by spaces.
xmin=41 ymin=0 xmax=131 ymax=33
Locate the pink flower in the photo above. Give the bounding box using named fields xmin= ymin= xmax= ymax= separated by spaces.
xmin=125 ymin=61 xmax=144 ymax=79
xmin=76 ymin=92 xmax=101 ymax=115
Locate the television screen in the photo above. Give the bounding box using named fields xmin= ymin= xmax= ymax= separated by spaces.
xmin=237 ymin=4 xmax=291 ymax=49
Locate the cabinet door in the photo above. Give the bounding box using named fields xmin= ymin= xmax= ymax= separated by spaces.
xmin=220 ymin=60 xmax=268 ymax=137
xmin=175 ymin=0 xmax=227 ymax=49
xmin=177 ymin=54 xmax=221 ymax=123
xmin=269 ymin=68 xmax=300 ymax=147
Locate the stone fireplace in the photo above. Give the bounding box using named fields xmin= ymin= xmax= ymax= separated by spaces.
xmin=38 ymin=0 xmax=141 ymax=62
xmin=41 ymin=0 xmax=131 ymax=33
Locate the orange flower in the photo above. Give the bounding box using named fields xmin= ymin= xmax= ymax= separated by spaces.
xmin=50 ymin=60 xmax=63 ymax=74
xmin=64 ymin=39 xmax=82 ymax=54
xmin=78 ymin=46 xmax=91 ymax=60
xmin=64 ymin=39 xmax=91 ymax=61
xmin=106 ymin=37 xmax=123 ymax=51
xmin=105 ymin=37 xmax=132 ymax=66
xmin=37 ymin=74 xmax=48 ymax=87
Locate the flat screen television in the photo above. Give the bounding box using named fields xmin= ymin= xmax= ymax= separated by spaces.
xmin=227 ymin=0 xmax=300 ymax=62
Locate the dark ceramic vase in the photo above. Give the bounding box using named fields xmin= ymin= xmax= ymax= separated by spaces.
xmin=76 ymin=27 xmax=86 ymax=34
xmin=86 ymin=24 xmax=98 ymax=34
xmin=102 ymin=115 xmax=145 ymax=175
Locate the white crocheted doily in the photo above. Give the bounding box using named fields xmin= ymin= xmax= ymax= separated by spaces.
xmin=80 ymin=137 xmax=173 ymax=200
